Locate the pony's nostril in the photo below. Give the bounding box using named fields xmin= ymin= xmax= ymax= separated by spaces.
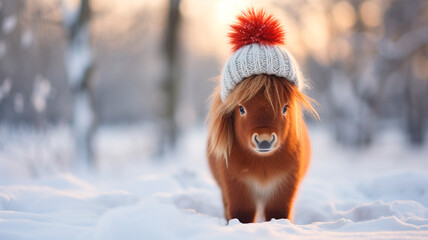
xmin=254 ymin=134 xmax=260 ymax=144
xmin=258 ymin=140 xmax=271 ymax=149
xmin=270 ymin=134 xmax=276 ymax=144
xmin=254 ymin=133 xmax=276 ymax=152
xmin=253 ymin=133 xmax=277 ymax=152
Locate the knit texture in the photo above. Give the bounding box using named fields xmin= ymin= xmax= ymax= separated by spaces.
xmin=220 ymin=43 xmax=303 ymax=102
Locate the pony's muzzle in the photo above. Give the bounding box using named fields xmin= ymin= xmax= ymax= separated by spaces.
xmin=253 ymin=133 xmax=277 ymax=153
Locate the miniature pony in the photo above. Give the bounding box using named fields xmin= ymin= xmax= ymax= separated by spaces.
xmin=207 ymin=74 xmax=318 ymax=223
xmin=206 ymin=8 xmax=319 ymax=223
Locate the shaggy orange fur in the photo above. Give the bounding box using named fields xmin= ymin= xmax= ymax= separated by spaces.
xmin=207 ymin=74 xmax=318 ymax=223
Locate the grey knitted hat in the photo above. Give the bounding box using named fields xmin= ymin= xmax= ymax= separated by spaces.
xmin=220 ymin=9 xmax=303 ymax=102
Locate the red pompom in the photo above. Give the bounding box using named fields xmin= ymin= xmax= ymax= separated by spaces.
xmin=229 ymin=8 xmax=285 ymax=52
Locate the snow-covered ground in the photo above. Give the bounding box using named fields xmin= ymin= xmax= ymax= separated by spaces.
xmin=0 ymin=124 xmax=427 ymax=239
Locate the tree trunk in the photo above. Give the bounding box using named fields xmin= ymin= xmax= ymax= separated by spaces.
xmin=404 ymin=63 xmax=426 ymax=145
xmin=62 ymin=0 xmax=96 ymax=168
xmin=160 ymin=0 xmax=181 ymax=153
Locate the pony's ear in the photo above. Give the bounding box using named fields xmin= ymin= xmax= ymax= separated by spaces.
xmin=207 ymin=87 xmax=234 ymax=161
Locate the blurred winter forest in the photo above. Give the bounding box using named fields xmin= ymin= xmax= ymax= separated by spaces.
xmin=0 ymin=0 xmax=427 ymax=170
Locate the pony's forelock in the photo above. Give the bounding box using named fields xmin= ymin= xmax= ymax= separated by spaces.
xmin=223 ymin=75 xmax=290 ymax=113
xmin=207 ymin=74 xmax=318 ymax=160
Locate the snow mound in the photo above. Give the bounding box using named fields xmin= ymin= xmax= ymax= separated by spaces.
xmin=360 ymin=171 xmax=428 ymax=206
xmin=0 ymin=126 xmax=428 ymax=239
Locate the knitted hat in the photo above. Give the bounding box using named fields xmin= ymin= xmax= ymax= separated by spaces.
xmin=220 ymin=8 xmax=304 ymax=102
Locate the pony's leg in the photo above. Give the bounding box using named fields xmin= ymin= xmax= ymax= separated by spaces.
xmin=226 ymin=179 xmax=256 ymax=223
xmin=221 ymin=192 xmax=230 ymax=220
xmin=264 ymin=183 xmax=296 ymax=221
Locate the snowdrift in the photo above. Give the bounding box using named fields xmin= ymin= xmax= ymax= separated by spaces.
xmin=0 ymin=126 xmax=427 ymax=239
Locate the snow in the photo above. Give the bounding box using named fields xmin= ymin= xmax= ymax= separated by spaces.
xmin=31 ymin=75 xmax=51 ymax=113
xmin=60 ymin=0 xmax=92 ymax=88
xmin=2 ymin=15 xmax=17 ymax=35
xmin=0 ymin=78 xmax=12 ymax=103
xmin=13 ymin=93 xmax=24 ymax=113
xmin=20 ymin=30 xmax=33 ymax=48
xmin=72 ymin=90 xmax=95 ymax=167
xmin=0 ymin=41 xmax=6 ymax=58
xmin=0 ymin=125 xmax=428 ymax=239
xmin=65 ymin=23 xmax=93 ymax=88
xmin=73 ymin=92 xmax=92 ymax=139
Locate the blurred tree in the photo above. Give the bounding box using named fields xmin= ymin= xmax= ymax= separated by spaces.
xmin=0 ymin=0 xmax=28 ymax=122
xmin=61 ymin=0 xmax=97 ymax=168
xmin=1 ymin=0 xmax=426 ymax=152
xmin=326 ymin=0 xmax=381 ymax=147
xmin=0 ymin=0 xmax=55 ymax=126
xmin=160 ymin=0 xmax=181 ymax=152
xmin=377 ymin=0 xmax=428 ymax=145
xmin=277 ymin=0 xmax=428 ymax=147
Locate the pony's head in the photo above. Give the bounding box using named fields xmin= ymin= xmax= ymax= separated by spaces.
xmin=207 ymin=74 xmax=318 ymax=160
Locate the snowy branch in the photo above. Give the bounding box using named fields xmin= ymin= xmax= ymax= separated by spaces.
xmin=378 ymin=26 xmax=428 ymax=60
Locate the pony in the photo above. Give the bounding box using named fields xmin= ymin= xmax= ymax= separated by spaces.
xmin=207 ymin=74 xmax=318 ymax=223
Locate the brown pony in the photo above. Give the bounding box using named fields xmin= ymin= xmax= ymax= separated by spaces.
xmin=207 ymin=74 xmax=318 ymax=223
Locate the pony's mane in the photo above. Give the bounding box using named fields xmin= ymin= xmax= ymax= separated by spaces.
xmin=207 ymin=74 xmax=319 ymax=161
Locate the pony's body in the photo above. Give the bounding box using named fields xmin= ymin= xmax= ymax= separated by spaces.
xmin=207 ymin=74 xmax=317 ymax=223
xmin=208 ymin=125 xmax=310 ymax=222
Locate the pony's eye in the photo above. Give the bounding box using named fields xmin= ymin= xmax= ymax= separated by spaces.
xmin=282 ymin=105 xmax=288 ymax=115
xmin=239 ymin=105 xmax=246 ymax=116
